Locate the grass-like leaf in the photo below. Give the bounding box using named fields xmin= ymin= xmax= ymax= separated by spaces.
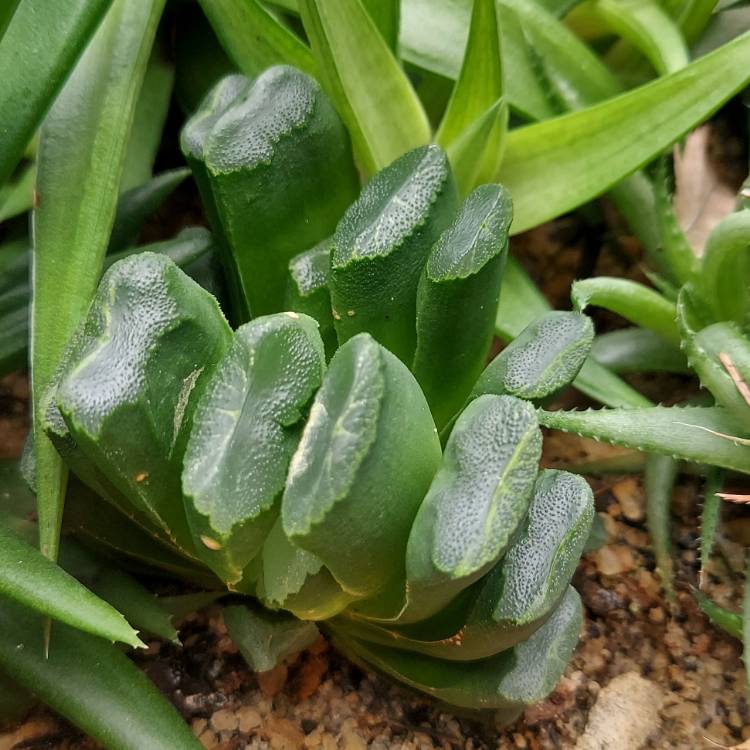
xmin=644 ymin=454 xmax=677 ymax=601
xmin=0 ymin=520 xmax=142 ymax=646
xmin=498 ymin=30 xmax=750 ymax=233
xmin=572 ymin=277 xmax=680 ymax=346
xmin=0 ymin=0 xmax=113 ymax=185
xmin=31 ymin=0 xmax=166 ymax=562
xmin=198 ymin=0 xmax=315 ymax=78
xmin=300 ymin=0 xmax=431 ymax=174
xmin=0 ymin=597 xmax=203 ymax=750
xmin=595 ymin=0 xmax=689 ymax=75
xmin=539 ymin=405 xmax=750 ymax=474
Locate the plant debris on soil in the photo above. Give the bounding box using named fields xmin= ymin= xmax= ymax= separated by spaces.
xmin=2 ymin=118 xmax=749 ymax=750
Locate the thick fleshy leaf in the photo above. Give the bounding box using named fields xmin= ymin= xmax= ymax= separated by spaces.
xmin=198 ymin=0 xmax=315 ymax=78
xmin=183 ymin=313 xmax=325 ymax=585
xmin=224 ymin=603 xmax=319 ymax=672
xmin=693 ymin=589 xmax=742 ymax=639
xmin=590 ymin=328 xmax=689 ymax=374
xmin=202 ymin=66 xmax=359 ymax=318
xmin=0 ymin=519 xmax=142 ymax=646
xmin=539 ymin=405 xmax=750 ymax=474
xmin=282 ymin=334 xmax=441 ymax=600
xmin=572 ymin=277 xmax=679 ymax=345
xmin=330 ymin=145 xmax=458 ymax=364
xmin=498 ymin=31 xmax=750 ymax=234
xmin=299 ymin=0 xmax=431 ymax=174
xmin=476 ymin=311 xmax=594 ymax=402
xmin=339 ymin=470 xmax=592 ymax=661
xmin=259 ymin=518 xmax=355 ymax=620
xmin=31 ymin=0 xmax=166 ymax=562
xmin=285 ymin=240 xmax=337 ymax=359
xmin=413 ymin=184 xmax=511 ymax=428
xmin=332 ymin=586 xmax=583 ymax=713
xmin=55 ymin=253 xmax=232 ymax=553
xmin=496 ymin=258 xmax=652 ymax=408
xmin=390 ymin=395 xmax=541 ymax=625
xmin=0 ymin=597 xmax=204 ymax=750
xmin=0 ymin=0 xmax=113 ymax=185
xmin=698 ymin=208 xmax=750 ymax=326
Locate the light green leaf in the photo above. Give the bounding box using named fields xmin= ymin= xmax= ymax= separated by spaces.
xmin=436 ymin=0 xmax=502 ymax=148
xmin=31 ymin=0 xmax=166 ymax=562
xmin=198 ymin=0 xmax=315 ymax=78
xmin=0 ymin=597 xmax=204 ymax=750
xmin=300 ymin=0 xmax=431 ymax=174
xmin=595 ymin=0 xmax=689 ymax=75
xmin=539 ymin=405 xmax=750 ymax=474
xmin=693 ymin=588 xmax=742 ymax=639
xmin=0 ymin=0 xmax=21 ymax=41
xmin=0 ymin=519 xmax=142 ymax=646
xmin=0 ymin=161 xmax=34 ymax=223
xmin=121 ymin=42 xmax=175 ymax=191
xmin=700 ymin=468 xmax=723 ymax=583
xmin=498 ymin=31 xmax=750 ymax=234
xmin=571 ymin=277 xmax=679 ymax=345
xmin=0 ymin=0 xmax=113 ymax=185
xmin=361 ymin=0 xmax=400 ymax=51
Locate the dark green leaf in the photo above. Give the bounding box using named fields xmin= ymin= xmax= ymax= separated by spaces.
xmin=55 ymin=253 xmax=232 ymax=554
xmin=183 ymin=313 xmax=326 ymax=585
xmin=0 ymin=519 xmax=142 ymax=646
xmin=413 ymin=184 xmax=511 ymax=428
xmin=330 ymin=145 xmax=458 ymax=364
xmin=476 ymin=311 xmax=594 ymax=402
xmin=282 ymin=334 xmax=442 ymax=600
xmin=285 ymin=239 xmax=338 ymax=359
xmin=224 ymin=603 xmax=319 ymax=672
xmin=331 ymin=586 xmax=583 ymax=713
xmin=202 ymin=66 xmax=359 ymax=317
xmin=0 ymin=596 xmax=204 ymax=750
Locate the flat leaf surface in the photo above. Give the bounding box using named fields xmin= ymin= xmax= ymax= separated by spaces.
xmin=0 ymin=519 xmax=142 ymax=646
xmin=0 ymin=0 xmax=113 ymax=185
xmin=31 ymin=0 xmax=166 ymax=563
xmin=499 ymin=31 xmax=750 ymax=233
xmin=300 ymin=0 xmax=431 ymax=174
xmin=0 ymin=597 xmax=203 ymax=750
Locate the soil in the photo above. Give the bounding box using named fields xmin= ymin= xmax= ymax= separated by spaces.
xmin=2 ymin=118 xmax=750 ymax=750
